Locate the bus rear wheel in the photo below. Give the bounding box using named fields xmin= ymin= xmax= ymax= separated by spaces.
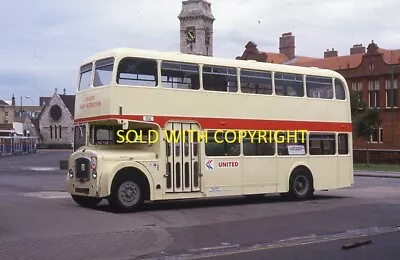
xmin=288 ymin=171 xmax=314 ymax=200
xmin=108 ymin=179 xmax=144 ymax=212
xmin=71 ymin=195 xmax=102 ymax=208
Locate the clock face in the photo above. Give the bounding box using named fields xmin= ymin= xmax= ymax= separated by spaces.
xmin=186 ymin=27 xmax=196 ymax=43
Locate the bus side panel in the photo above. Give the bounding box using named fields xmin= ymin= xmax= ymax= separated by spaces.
xmin=241 ymin=157 xmax=278 ymax=195
xmin=202 ymin=157 xmax=243 ymax=197
xmin=337 ymin=156 xmax=353 ymax=188
xmin=337 ymin=133 xmax=354 ymax=188
xmin=308 ymin=156 xmax=338 ymax=190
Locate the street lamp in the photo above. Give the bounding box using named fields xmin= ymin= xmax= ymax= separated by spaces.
xmin=19 ymin=96 xmax=30 ymax=121
xmin=390 ymin=51 xmax=396 ymax=150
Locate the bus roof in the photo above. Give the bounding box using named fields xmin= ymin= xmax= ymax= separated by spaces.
xmin=82 ymin=47 xmax=345 ymax=80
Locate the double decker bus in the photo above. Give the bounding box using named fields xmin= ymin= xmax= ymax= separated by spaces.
xmin=66 ymin=48 xmax=353 ymax=211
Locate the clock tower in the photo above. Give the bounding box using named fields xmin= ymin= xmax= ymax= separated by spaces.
xmin=178 ymin=0 xmax=215 ymax=56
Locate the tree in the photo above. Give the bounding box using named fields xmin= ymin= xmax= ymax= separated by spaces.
xmin=349 ymin=89 xmax=366 ymax=120
xmin=354 ymin=108 xmax=382 ymax=165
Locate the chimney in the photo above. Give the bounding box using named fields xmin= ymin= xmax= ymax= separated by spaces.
xmin=63 ymin=88 xmax=66 ymax=95
xmin=324 ymin=48 xmax=338 ymax=58
xmin=54 ymin=88 xmax=58 ymax=94
xmin=279 ymin=32 xmax=295 ymax=60
xmin=11 ymin=94 xmax=15 ymax=106
xmin=350 ymin=44 xmax=365 ymax=55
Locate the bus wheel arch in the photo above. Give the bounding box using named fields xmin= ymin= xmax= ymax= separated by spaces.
xmin=108 ymin=167 xmax=150 ymax=211
xmin=284 ymin=165 xmax=314 ymax=200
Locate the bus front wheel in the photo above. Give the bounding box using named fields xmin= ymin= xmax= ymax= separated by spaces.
xmin=108 ymin=179 xmax=144 ymax=212
xmin=288 ymin=170 xmax=314 ymax=200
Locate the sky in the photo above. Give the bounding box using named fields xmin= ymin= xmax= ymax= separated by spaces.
xmin=1 ymin=0 xmax=400 ymax=105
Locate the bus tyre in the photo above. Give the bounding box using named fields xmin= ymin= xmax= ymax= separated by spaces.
xmin=71 ymin=195 xmax=102 ymax=208
xmin=109 ymin=179 xmax=144 ymax=212
xmin=288 ymin=171 xmax=314 ymax=200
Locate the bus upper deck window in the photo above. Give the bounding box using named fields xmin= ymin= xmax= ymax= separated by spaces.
xmin=93 ymin=58 xmax=114 ymax=87
xmin=117 ymin=57 xmax=158 ymax=87
xmin=335 ymin=79 xmax=346 ymax=100
xmin=79 ymin=63 xmax=93 ymax=91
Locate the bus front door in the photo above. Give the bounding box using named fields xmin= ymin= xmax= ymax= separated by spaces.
xmin=165 ymin=122 xmax=201 ymax=193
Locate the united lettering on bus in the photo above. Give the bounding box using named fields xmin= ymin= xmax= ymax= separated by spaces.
xmin=218 ymin=161 xmax=239 ymax=168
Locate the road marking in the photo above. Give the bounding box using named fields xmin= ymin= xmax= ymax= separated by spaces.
xmin=146 ymin=225 xmax=400 ymax=259
xmin=188 ymin=244 xmax=240 ymax=253
xmin=23 ymin=191 xmax=70 ymax=199
xmin=26 ymin=167 xmax=59 ymax=171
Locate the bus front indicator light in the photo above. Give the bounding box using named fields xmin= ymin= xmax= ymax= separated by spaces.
xmin=91 ymin=155 xmax=97 ymax=170
xmin=90 ymin=155 xmax=98 ymax=179
xmin=68 ymin=169 xmax=74 ymax=179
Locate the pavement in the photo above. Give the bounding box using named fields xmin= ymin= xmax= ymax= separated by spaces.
xmin=1 ymin=150 xmax=400 ymax=259
xmin=200 ymin=230 xmax=400 ymax=260
xmin=354 ymin=170 xmax=400 ymax=178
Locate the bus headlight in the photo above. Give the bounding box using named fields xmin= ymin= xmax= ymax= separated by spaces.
xmin=91 ymin=154 xmax=97 ymax=179
xmin=68 ymin=168 xmax=74 ymax=179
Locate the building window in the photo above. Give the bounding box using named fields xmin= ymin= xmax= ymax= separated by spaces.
xmin=4 ymin=112 xmax=8 ymax=116
xmin=54 ymin=125 xmax=58 ymax=139
xmin=351 ymin=82 xmax=363 ymax=103
xmin=385 ymin=79 xmax=398 ymax=108
xmin=50 ymin=125 xmax=53 ymax=139
xmin=368 ymin=80 xmax=380 ymax=108
xmin=59 ymin=125 xmax=62 ymax=139
xmin=370 ymin=126 xmax=383 ymax=143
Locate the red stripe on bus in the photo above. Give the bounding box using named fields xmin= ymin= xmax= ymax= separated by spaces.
xmin=75 ymin=115 xmax=352 ymax=132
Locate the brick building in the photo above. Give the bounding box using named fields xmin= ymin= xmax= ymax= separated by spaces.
xmin=236 ymin=33 xmax=400 ymax=156
xmin=0 ymin=99 xmax=14 ymax=125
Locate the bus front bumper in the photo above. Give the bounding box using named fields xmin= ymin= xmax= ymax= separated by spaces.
xmin=66 ymin=176 xmax=101 ymax=198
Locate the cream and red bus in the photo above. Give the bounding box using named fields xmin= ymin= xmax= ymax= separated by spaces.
xmin=66 ymin=47 xmax=353 ymax=211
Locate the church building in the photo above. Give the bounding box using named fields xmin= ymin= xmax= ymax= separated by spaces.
xmin=23 ymin=89 xmax=75 ymax=148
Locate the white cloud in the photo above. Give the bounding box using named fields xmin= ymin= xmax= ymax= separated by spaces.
xmin=1 ymin=0 xmax=400 ymax=103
